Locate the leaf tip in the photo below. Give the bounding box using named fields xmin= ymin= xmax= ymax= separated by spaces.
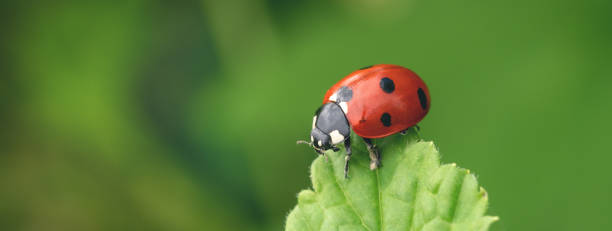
xmin=479 ymin=186 xmax=488 ymax=199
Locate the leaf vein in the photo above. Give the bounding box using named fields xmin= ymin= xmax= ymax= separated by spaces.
xmin=314 ymin=195 xmax=325 ymax=230
xmin=449 ymin=173 xmax=467 ymax=224
xmin=407 ymin=181 xmax=419 ymax=231
xmin=376 ymin=169 xmax=384 ymax=231
xmin=407 ymin=144 xmax=427 ymax=231
xmin=328 ymin=160 xmax=372 ymax=231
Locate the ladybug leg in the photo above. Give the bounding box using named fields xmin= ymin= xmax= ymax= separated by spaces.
xmin=343 ymin=137 xmax=352 ymax=179
xmin=311 ymin=146 xmax=328 ymax=161
xmin=363 ymin=138 xmax=381 ymax=170
xmin=297 ymin=140 xmax=329 ymax=161
xmin=400 ymin=125 xmax=419 ymax=135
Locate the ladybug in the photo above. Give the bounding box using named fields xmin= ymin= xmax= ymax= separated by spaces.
xmin=299 ymin=64 xmax=430 ymax=178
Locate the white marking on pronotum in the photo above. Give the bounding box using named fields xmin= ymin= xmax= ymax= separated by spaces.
xmin=329 ymin=130 xmax=345 ymax=144
xmin=310 ymin=136 xmax=314 ymax=142
xmin=328 ymin=92 xmax=338 ymax=102
xmin=312 ymin=116 xmax=317 ymax=129
xmin=318 ymin=140 xmax=323 ymax=147
xmin=338 ymin=102 xmax=348 ymax=114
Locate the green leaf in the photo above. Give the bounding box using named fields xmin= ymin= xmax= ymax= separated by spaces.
xmin=286 ymin=128 xmax=498 ymax=231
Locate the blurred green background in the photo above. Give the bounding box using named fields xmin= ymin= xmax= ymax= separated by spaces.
xmin=2 ymin=0 xmax=611 ymax=230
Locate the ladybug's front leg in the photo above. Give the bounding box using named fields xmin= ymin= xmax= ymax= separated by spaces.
xmin=343 ymin=137 xmax=352 ymax=179
xmin=310 ymin=147 xmax=328 ymax=161
xmin=363 ymin=138 xmax=381 ymax=170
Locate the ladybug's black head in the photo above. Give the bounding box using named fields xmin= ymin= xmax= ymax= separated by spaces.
xmin=308 ymin=102 xmax=350 ymax=151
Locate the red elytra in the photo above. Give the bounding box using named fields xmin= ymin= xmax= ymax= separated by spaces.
xmin=322 ymin=64 xmax=430 ymax=138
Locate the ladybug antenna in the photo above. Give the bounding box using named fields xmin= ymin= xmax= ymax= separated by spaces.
xmin=296 ymin=140 xmax=320 ymax=151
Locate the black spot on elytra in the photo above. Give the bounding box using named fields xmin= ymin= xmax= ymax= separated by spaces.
xmin=380 ymin=77 xmax=394 ymax=93
xmin=380 ymin=113 xmax=391 ymax=127
xmin=417 ymin=88 xmax=427 ymax=110
xmin=336 ymin=86 xmax=353 ymax=102
xmin=359 ymin=65 xmax=373 ymax=70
